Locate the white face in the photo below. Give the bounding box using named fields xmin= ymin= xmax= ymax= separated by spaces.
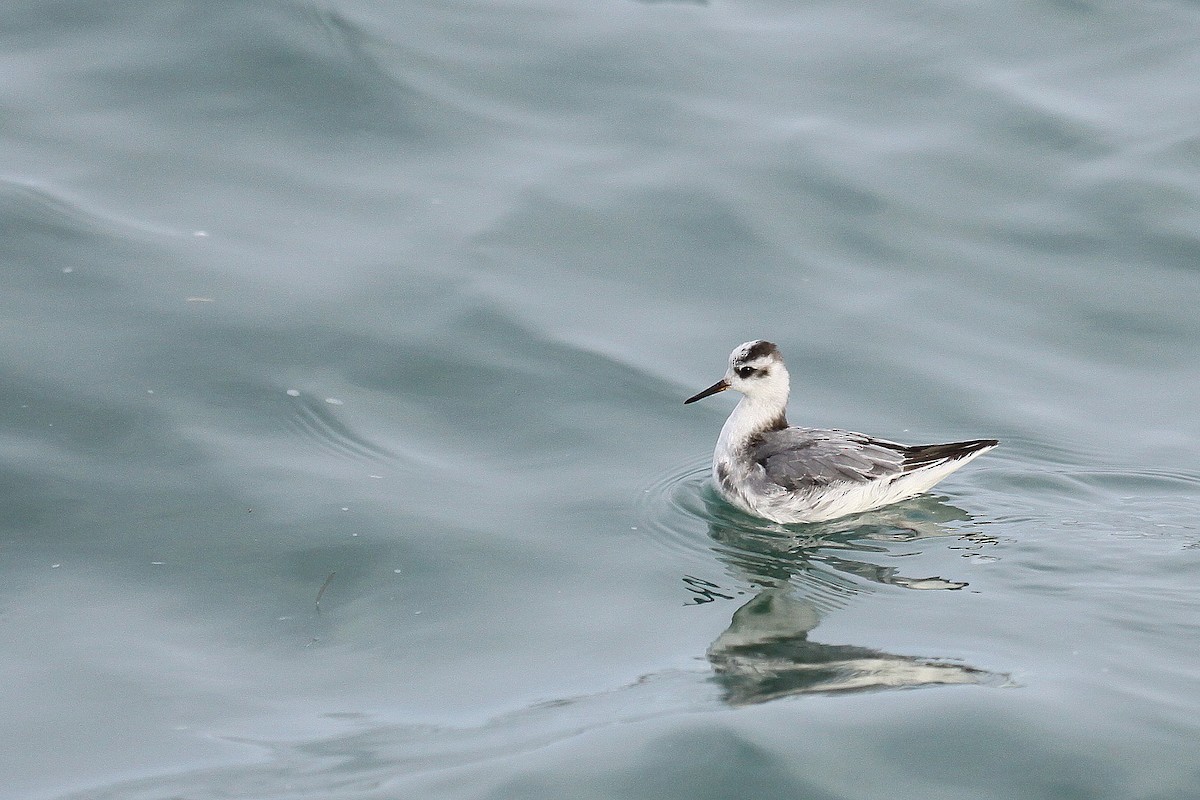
xmin=684 ymin=339 xmax=788 ymax=406
xmin=726 ymin=340 xmax=784 ymax=395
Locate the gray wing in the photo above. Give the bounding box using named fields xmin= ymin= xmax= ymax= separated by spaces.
xmin=750 ymin=428 xmax=999 ymax=492
xmin=748 ymin=428 xmax=907 ymax=491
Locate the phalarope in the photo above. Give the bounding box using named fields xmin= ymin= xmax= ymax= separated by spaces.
xmin=685 ymin=340 xmax=997 ymax=524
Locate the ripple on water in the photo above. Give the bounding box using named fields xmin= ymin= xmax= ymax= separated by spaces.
xmin=637 ymin=456 xmax=998 ymax=607
xmin=1068 ymin=466 xmax=1200 ymax=496
xmin=285 ymin=389 xmax=395 ymax=464
xmin=637 ymin=458 xmax=1009 ymax=699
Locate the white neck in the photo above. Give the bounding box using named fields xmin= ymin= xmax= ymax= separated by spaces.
xmin=715 ymin=375 xmax=790 ymax=455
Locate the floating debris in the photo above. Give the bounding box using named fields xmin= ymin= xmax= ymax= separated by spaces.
xmin=315 ymin=571 xmax=336 ymax=614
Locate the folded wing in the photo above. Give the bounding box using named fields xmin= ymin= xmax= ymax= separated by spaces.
xmin=752 ymin=428 xmax=997 ymax=491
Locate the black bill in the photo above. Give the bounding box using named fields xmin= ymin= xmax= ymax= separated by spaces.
xmin=684 ymin=379 xmax=730 ymax=404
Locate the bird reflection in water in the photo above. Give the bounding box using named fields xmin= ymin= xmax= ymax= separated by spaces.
xmin=695 ymin=496 xmax=1006 ymax=705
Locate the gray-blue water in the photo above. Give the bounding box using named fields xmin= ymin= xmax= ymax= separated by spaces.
xmin=4 ymin=1 xmax=1200 ymax=798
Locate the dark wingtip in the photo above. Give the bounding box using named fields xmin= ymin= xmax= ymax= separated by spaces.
xmin=901 ymin=438 xmax=998 ymax=471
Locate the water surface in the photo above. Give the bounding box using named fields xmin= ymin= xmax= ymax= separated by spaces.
xmin=3 ymin=1 xmax=1200 ymax=798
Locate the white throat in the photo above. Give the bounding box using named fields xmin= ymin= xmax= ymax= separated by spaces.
xmin=715 ymin=372 xmax=790 ymax=455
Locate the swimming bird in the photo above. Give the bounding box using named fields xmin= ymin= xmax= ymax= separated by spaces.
xmin=685 ymin=340 xmax=997 ymax=524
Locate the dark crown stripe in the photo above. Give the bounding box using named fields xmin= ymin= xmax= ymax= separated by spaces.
xmin=741 ymin=340 xmax=779 ymax=363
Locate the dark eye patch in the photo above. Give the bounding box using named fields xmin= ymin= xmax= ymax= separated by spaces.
xmin=736 ymin=366 xmax=756 ymax=379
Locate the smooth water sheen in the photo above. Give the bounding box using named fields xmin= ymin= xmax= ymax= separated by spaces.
xmin=3 ymin=1 xmax=1200 ymax=798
